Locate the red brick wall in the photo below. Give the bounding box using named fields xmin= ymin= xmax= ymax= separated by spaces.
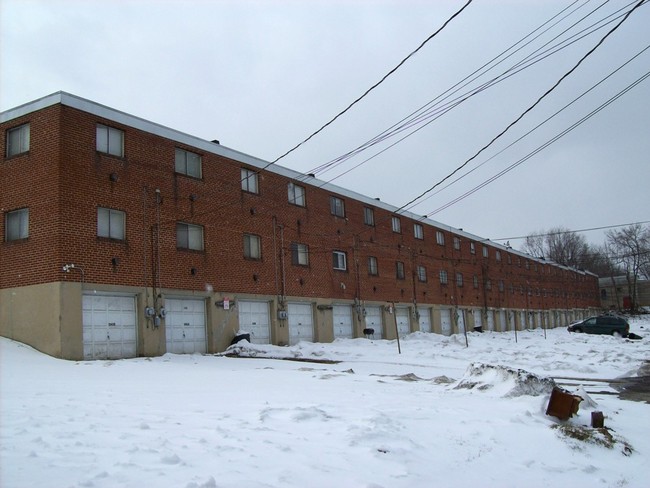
xmin=1 ymin=103 xmax=600 ymax=309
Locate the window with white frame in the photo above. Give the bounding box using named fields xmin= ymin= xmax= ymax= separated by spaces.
xmin=495 ymin=250 xmax=501 ymax=262
xmin=414 ymin=223 xmax=424 ymax=240
xmin=363 ymin=207 xmax=375 ymax=226
xmin=332 ymin=250 xmax=347 ymax=271
xmin=241 ymin=168 xmax=259 ymax=194
xmin=6 ymin=123 xmax=30 ymax=157
xmin=439 ymin=269 xmax=448 ymax=285
xmin=417 ymin=265 xmax=427 ymax=282
xmin=499 ymin=280 xmax=505 ymax=292
xmin=97 ymin=207 xmax=125 ymax=240
xmin=470 ymin=242 xmax=476 ymax=254
xmin=453 ymin=236 xmax=461 ymax=250
xmin=368 ymin=256 xmax=378 ymax=276
xmin=330 ymin=196 xmax=345 ymax=217
xmin=288 ymin=182 xmax=306 ymax=206
xmin=175 ymin=148 xmax=202 ymax=178
xmin=456 ymin=272 xmax=464 ymax=287
xmin=176 ymin=222 xmax=204 ymax=251
xmin=507 ymin=253 xmax=512 ymax=264
xmin=396 ymin=261 xmax=405 ymax=280
xmin=96 ymin=124 xmax=124 ymax=157
xmin=473 ymin=275 xmax=479 ymax=289
xmin=291 ymin=242 xmax=309 ymax=266
xmin=243 ymin=233 xmax=261 ymax=259
xmin=391 ymin=216 xmax=401 ymax=233
xmin=486 ymin=279 xmax=492 ymax=290
xmin=4 ymin=208 xmax=29 ymax=241
xmin=482 ymin=245 xmax=488 ymax=258
xmin=436 ymin=231 xmax=445 ymax=246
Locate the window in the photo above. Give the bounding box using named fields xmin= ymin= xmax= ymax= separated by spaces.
xmin=499 ymin=280 xmax=505 ymax=292
xmin=470 ymin=242 xmax=476 ymax=254
xmin=453 ymin=236 xmax=460 ymax=250
xmin=396 ymin=261 xmax=405 ymax=280
xmin=363 ymin=207 xmax=375 ymax=226
xmin=176 ymin=222 xmax=204 ymax=251
xmin=482 ymin=246 xmax=488 ymax=258
xmin=243 ymin=234 xmax=261 ymax=260
xmin=414 ymin=223 xmax=424 ymax=240
xmin=391 ymin=216 xmax=401 ymax=233
xmin=96 ymin=124 xmax=124 ymax=157
xmin=456 ymin=272 xmax=464 ymax=287
xmin=525 ymin=260 xmax=530 ymax=270
xmin=332 ymin=250 xmax=347 ymax=271
xmin=473 ymin=275 xmax=479 ymax=289
xmin=330 ymin=196 xmax=345 ymax=217
xmin=417 ymin=265 xmax=427 ymax=282
xmin=6 ymin=124 xmax=30 ymax=157
xmin=439 ymin=269 xmax=448 ymax=285
xmin=291 ymin=243 xmax=309 ymax=266
xmin=175 ymin=148 xmax=202 ymax=178
xmin=241 ymin=168 xmax=259 ymax=194
xmin=5 ymin=208 xmax=28 ymax=241
xmin=486 ymin=279 xmax=492 ymax=291
xmin=368 ymin=256 xmax=378 ymax=276
xmin=436 ymin=231 xmax=445 ymax=246
xmin=288 ymin=182 xmax=306 ymax=207
xmin=507 ymin=253 xmax=512 ymax=265
xmin=496 ymin=250 xmax=501 ymax=262
xmin=97 ymin=207 xmax=125 ymax=240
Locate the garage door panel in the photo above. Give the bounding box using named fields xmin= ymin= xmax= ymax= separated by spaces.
xmin=239 ymin=301 xmax=271 ymax=344
xmin=165 ymin=299 xmax=207 ymax=354
xmin=288 ymin=303 xmax=314 ymax=345
xmin=333 ymin=305 xmax=353 ymax=339
xmin=419 ymin=309 xmax=431 ymax=333
xmin=365 ymin=306 xmax=383 ymax=339
xmin=83 ymin=295 xmax=137 ymax=360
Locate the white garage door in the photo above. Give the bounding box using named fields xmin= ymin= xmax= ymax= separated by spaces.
xmin=83 ymin=295 xmax=137 ymax=360
xmin=440 ymin=308 xmax=452 ymax=336
xmin=288 ymin=302 xmax=314 ymax=345
xmin=486 ymin=310 xmax=495 ymax=331
xmin=457 ymin=309 xmax=466 ymax=334
xmin=365 ymin=306 xmax=383 ymax=339
xmin=418 ymin=308 xmax=432 ymax=333
xmin=473 ymin=310 xmax=483 ymax=329
xmin=499 ymin=310 xmax=507 ymax=331
xmin=238 ymin=301 xmax=271 ymax=344
xmin=333 ymin=305 xmax=353 ymax=339
xmin=395 ymin=308 xmax=410 ymax=337
xmin=165 ymin=299 xmax=207 ymax=354
xmin=509 ymin=311 xmax=516 ymax=331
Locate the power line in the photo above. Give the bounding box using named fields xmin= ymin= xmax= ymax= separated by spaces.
xmin=494 ymin=220 xmax=650 ymax=242
xmin=262 ymin=0 xmax=474 ymax=169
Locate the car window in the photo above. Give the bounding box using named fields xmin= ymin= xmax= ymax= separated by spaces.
xmin=585 ymin=318 xmax=597 ymax=326
xmin=596 ymin=317 xmax=607 ymax=326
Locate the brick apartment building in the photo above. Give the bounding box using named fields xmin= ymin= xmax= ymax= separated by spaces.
xmin=1 ymin=92 xmax=599 ymax=360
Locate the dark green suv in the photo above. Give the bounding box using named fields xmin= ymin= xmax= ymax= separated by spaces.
xmin=567 ymin=315 xmax=630 ymax=337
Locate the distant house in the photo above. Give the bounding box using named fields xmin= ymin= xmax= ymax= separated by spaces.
xmin=599 ymin=276 xmax=650 ymax=311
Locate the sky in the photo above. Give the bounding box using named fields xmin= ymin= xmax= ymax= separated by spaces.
xmin=1 ymin=0 xmax=649 ymax=249
xmin=2 ymin=319 xmax=650 ymax=487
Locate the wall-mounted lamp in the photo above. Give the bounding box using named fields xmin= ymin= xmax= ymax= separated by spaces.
xmin=191 ymin=268 xmax=197 ymax=276
xmin=111 ymin=257 xmax=120 ymax=267
xmin=109 ymin=172 xmax=119 ymax=182
xmin=189 ymin=194 xmax=197 ymax=202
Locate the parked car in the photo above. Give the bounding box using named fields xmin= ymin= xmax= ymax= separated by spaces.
xmin=567 ymin=315 xmax=630 ymax=336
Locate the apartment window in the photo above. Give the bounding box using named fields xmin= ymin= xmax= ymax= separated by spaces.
xmin=473 ymin=275 xmax=479 ymax=289
xmin=176 ymin=222 xmax=204 ymax=251
xmin=470 ymin=242 xmax=476 ymax=254
xmin=439 ymin=269 xmax=448 ymax=285
xmin=414 ymin=223 xmax=424 ymax=240
xmin=396 ymin=261 xmax=405 ymax=280
xmin=6 ymin=123 xmax=30 ymax=157
xmin=482 ymin=246 xmax=488 ymax=258
xmin=333 ymin=250 xmax=347 ymax=271
xmin=291 ymin=243 xmax=309 ymax=266
xmin=525 ymin=260 xmax=530 ymax=270
xmin=330 ymin=196 xmax=345 ymax=217
xmin=4 ymin=208 xmax=29 ymax=241
xmin=456 ymin=272 xmax=464 ymax=287
xmin=288 ymin=182 xmax=306 ymax=207
xmin=417 ymin=265 xmax=427 ymax=282
xmin=175 ymin=148 xmax=202 ymax=178
xmin=96 ymin=124 xmax=124 ymax=157
xmin=499 ymin=280 xmax=505 ymax=292
xmin=453 ymin=236 xmax=460 ymax=250
xmin=243 ymin=234 xmax=261 ymax=260
xmin=368 ymin=256 xmax=378 ymax=276
xmin=496 ymin=250 xmax=501 ymax=262
xmin=241 ymin=168 xmax=259 ymax=194
xmin=507 ymin=253 xmax=512 ymax=264
xmin=486 ymin=279 xmax=492 ymax=291
xmin=436 ymin=231 xmax=445 ymax=246
xmin=391 ymin=216 xmax=401 ymax=233
xmin=363 ymin=207 xmax=375 ymax=226
xmin=97 ymin=207 xmax=125 ymax=240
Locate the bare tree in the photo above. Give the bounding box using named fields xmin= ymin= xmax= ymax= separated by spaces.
xmin=606 ymin=224 xmax=650 ymax=312
xmin=522 ymin=227 xmax=590 ymax=269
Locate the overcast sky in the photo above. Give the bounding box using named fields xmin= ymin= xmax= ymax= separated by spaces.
xmin=2 ymin=0 xmax=649 ymax=249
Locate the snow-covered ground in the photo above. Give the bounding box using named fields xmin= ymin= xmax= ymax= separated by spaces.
xmin=1 ymin=318 xmax=649 ymax=488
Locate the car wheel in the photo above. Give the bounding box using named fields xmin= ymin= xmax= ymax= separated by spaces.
xmin=574 ymin=328 xmax=583 ymax=333
xmin=612 ymin=331 xmax=622 ymax=338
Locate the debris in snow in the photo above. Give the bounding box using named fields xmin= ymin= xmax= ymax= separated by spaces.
xmin=453 ymin=362 xmax=556 ymax=397
xmin=546 ymin=387 xmax=583 ymax=421
xmin=574 ymin=385 xmax=599 ymax=409
xmin=552 ymin=424 xmax=633 ymax=456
